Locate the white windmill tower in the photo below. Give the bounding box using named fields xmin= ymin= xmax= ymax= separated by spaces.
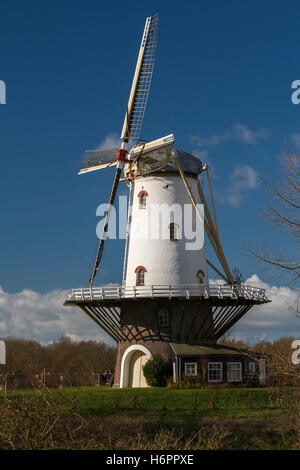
xmin=65 ymin=14 xmax=269 ymax=388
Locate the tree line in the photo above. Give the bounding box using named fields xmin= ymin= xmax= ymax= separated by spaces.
xmin=0 ymin=337 xmax=116 ymax=389
xmin=0 ymin=335 xmax=299 ymax=389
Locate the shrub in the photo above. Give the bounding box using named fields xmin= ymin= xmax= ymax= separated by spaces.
xmin=0 ymin=390 xmax=88 ymax=449
xmin=142 ymin=355 xmax=167 ymax=387
xmin=176 ymin=374 xmax=205 ymax=389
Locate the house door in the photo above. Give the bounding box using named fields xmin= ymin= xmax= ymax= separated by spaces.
xmin=130 ymin=350 xmax=149 ymax=388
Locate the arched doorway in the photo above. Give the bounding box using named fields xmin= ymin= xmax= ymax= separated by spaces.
xmin=120 ymin=345 xmax=152 ymax=388
xmin=130 ymin=350 xmax=149 ymax=387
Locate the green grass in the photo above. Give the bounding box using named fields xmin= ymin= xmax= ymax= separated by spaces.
xmin=5 ymin=386 xmax=299 ymax=418
xmin=1 ymin=387 xmax=300 ymax=449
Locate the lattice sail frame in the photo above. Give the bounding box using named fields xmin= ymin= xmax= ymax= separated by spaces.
xmin=124 ymin=144 xmax=174 ymax=178
xmin=121 ymin=14 xmax=159 ymax=142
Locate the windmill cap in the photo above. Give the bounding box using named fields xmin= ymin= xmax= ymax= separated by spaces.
xmin=166 ymin=148 xmax=204 ymax=175
xmin=133 ymin=139 xmax=204 ymax=176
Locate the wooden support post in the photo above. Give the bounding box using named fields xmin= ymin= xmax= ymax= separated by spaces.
xmin=206 ymin=259 xmax=229 ymax=283
xmin=206 ymin=166 xmax=220 ymax=243
xmin=197 ymin=178 xmax=234 ymax=284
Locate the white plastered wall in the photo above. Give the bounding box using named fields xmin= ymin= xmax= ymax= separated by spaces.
xmin=123 ymin=173 xmax=207 ymax=287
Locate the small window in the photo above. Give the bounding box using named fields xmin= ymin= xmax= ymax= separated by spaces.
xmin=169 ymin=222 xmax=178 ymax=241
xmin=227 ymin=362 xmax=242 ymax=382
xmin=138 ymin=190 xmax=148 ymax=209
xmin=135 ymin=266 xmax=146 ymax=286
xmin=248 ymin=362 xmax=256 ymax=376
xmin=185 ymin=362 xmax=197 ymax=376
xmin=197 ymin=270 xmax=205 ymax=284
xmin=159 ymin=309 xmax=169 ymax=327
xmin=208 ymin=362 xmax=223 ymax=382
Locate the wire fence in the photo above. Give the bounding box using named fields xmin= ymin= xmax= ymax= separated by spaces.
xmin=6 ymin=389 xmax=297 ymax=414
xmin=3 ymin=383 xmax=300 ymax=415
xmin=88 ymin=390 xmax=300 ymax=412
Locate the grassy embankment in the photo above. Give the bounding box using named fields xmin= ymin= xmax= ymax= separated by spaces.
xmin=1 ymin=387 xmax=299 ymax=449
xmin=6 ymin=385 xmax=299 ymax=417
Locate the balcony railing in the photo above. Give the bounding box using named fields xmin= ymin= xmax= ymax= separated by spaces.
xmin=66 ymin=284 xmax=268 ymax=302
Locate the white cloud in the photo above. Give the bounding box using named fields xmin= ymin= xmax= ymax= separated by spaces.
xmin=216 ymin=164 xmax=259 ymax=207
xmin=198 ymin=123 xmax=270 ymax=147
xmin=0 ymin=276 xmax=299 ymax=346
xmin=0 ymin=286 xmax=115 ymax=345
xmin=96 ymin=133 xmax=120 ymax=150
xmin=94 ymin=133 xmax=135 ymax=152
xmin=65 ymin=332 xmax=81 ymax=342
xmin=229 ymin=274 xmax=300 ymax=343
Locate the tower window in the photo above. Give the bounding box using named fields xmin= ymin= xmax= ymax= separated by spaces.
xmin=169 ymin=222 xmax=178 ymax=241
xmin=197 ymin=270 xmax=205 ymax=284
xmin=135 ymin=266 xmax=146 ymax=286
xmin=158 ymin=309 xmax=169 ymax=327
xmin=138 ymin=190 xmax=148 ymax=209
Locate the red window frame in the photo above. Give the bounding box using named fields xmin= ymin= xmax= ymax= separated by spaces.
xmin=135 ymin=266 xmax=147 ymax=286
xmin=137 ymin=190 xmax=148 ymax=209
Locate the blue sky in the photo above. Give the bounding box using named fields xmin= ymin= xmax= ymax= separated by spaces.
xmin=0 ymin=0 xmax=299 ymax=343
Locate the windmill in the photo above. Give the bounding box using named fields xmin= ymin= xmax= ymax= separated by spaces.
xmin=64 ymin=14 xmax=269 ymax=388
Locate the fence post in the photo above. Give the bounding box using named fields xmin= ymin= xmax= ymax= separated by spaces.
xmin=248 ymin=392 xmax=252 ymax=409
xmin=210 ymin=390 xmax=216 ymax=409
xmin=162 ymin=392 xmax=167 ymax=410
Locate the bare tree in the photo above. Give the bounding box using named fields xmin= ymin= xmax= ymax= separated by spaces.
xmin=249 ymin=147 xmax=299 ymax=310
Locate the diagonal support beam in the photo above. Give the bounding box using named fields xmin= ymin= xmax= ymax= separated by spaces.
xmin=197 ymin=178 xmax=234 ymax=284
xmin=175 ymin=155 xmax=234 ymax=284
xmin=206 ymin=166 xmax=220 ymax=243
xmin=206 ymin=259 xmax=229 ymax=283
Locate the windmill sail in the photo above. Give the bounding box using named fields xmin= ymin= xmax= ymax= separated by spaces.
xmin=136 ymin=146 xmax=173 ymax=175
xmin=129 ymin=134 xmax=174 ymax=157
xmin=88 ymin=14 xmax=159 ymax=286
xmin=121 ymin=14 xmax=158 ymax=142
xmin=124 ymin=134 xmax=175 ymax=177
xmin=79 ymin=148 xmax=118 ymax=174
